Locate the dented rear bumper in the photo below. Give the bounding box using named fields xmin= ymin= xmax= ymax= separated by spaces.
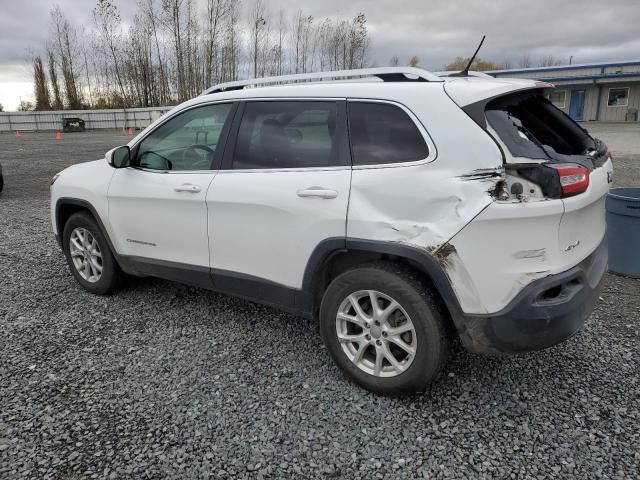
xmin=458 ymin=235 xmax=607 ymax=354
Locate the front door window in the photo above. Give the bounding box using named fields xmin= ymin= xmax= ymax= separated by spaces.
xmin=136 ymin=103 xmax=233 ymax=171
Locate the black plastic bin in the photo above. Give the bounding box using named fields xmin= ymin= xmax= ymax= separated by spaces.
xmin=62 ymin=118 xmax=86 ymax=133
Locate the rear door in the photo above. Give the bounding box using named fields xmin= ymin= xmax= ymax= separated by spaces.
xmin=206 ymin=99 xmax=351 ymax=298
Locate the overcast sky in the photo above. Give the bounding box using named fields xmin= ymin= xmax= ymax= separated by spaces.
xmin=1 ymin=0 xmax=639 ymax=110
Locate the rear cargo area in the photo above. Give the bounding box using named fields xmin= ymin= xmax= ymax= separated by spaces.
xmin=485 ymin=91 xmax=599 ymax=164
xmin=439 ymin=82 xmax=613 ymax=314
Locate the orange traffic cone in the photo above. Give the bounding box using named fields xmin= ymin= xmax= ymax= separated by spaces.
xmin=55 ymin=131 xmax=62 ymax=141
xmin=15 ymin=130 xmax=21 ymax=137
xmin=127 ymin=127 xmax=133 ymax=136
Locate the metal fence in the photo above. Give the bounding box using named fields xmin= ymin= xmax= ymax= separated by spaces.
xmin=0 ymin=106 xmax=173 ymax=132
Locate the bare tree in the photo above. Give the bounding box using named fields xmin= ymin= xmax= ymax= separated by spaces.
xmin=519 ymin=54 xmax=532 ymax=68
xmin=204 ymin=0 xmax=228 ymax=86
xmin=33 ymin=56 xmax=51 ymax=111
xmin=220 ymin=0 xmax=240 ymax=82
xmin=18 ymin=100 xmax=35 ymax=111
xmin=162 ymin=0 xmax=188 ymax=101
xmin=47 ymin=49 xmax=64 ymax=110
xmin=30 ymin=2 xmax=376 ymax=110
xmin=94 ymin=0 xmax=128 ymax=105
xmin=443 ymin=57 xmax=504 ymax=71
xmin=538 ymin=54 xmax=564 ymax=67
xmin=292 ymin=10 xmax=303 ymax=73
xmin=300 ymin=14 xmax=313 ymax=73
xmin=275 ymin=9 xmax=286 ymax=75
xmin=389 ymin=55 xmax=399 ymax=67
xmin=140 ymin=0 xmax=170 ymax=103
xmin=249 ymin=0 xmax=266 ymax=78
xmin=51 ymin=6 xmax=83 ymax=108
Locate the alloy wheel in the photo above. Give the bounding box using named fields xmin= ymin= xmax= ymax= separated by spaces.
xmin=69 ymin=227 xmax=103 ymax=283
xmin=335 ymin=290 xmax=417 ymax=377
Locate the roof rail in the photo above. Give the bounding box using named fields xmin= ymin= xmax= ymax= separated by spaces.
xmin=202 ymin=67 xmax=443 ymax=95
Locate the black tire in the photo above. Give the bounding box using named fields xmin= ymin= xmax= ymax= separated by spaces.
xmin=320 ymin=262 xmax=450 ymax=395
xmin=0 ymin=173 xmax=4 ymax=193
xmin=62 ymin=211 xmax=121 ymax=295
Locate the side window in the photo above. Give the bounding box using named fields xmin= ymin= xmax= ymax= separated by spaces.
xmin=233 ymin=101 xmax=339 ymax=169
xmin=136 ymin=103 xmax=232 ymax=171
xmin=348 ymin=102 xmax=428 ymax=166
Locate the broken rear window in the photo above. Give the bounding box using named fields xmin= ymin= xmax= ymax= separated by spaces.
xmin=485 ymin=91 xmax=595 ymax=161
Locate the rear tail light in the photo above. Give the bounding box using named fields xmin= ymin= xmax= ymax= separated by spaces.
xmin=549 ymin=163 xmax=590 ymax=197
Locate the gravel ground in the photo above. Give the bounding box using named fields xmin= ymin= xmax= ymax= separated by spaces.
xmin=1 ymin=130 xmax=639 ymax=479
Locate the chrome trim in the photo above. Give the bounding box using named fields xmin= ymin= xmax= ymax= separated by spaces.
xmin=128 ymin=96 xmax=439 ymax=173
xmin=216 ymin=166 xmax=350 ymax=174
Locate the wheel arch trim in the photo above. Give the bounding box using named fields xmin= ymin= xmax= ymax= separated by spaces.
xmin=54 ymin=198 xmax=118 ymax=258
xmin=302 ymin=237 xmax=465 ymax=325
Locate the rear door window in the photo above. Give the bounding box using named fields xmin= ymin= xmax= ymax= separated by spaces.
xmin=232 ymin=101 xmax=344 ymax=169
xmin=348 ymin=102 xmax=428 ymax=166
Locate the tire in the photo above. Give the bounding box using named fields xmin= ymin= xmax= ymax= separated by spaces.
xmin=0 ymin=173 xmax=4 ymax=193
xmin=62 ymin=211 xmax=121 ymax=295
xmin=320 ymin=262 xmax=450 ymax=395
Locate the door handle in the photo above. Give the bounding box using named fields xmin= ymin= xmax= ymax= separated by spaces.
xmin=296 ymin=186 xmax=338 ymax=199
xmin=174 ymin=183 xmax=201 ymax=193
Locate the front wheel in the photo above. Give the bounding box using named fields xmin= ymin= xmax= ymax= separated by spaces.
xmin=320 ymin=263 xmax=450 ymax=395
xmin=62 ymin=212 xmax=121 ymax=295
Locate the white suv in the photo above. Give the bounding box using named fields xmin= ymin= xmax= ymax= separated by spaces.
xmin=51 ymin=68 xmax=612 ymax=395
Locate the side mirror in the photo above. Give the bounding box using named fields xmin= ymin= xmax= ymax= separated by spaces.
xmin=106 ymin=146 xmax=131 ymax=168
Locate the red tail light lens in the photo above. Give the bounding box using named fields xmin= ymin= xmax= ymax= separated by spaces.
xmin=549 ymin=164 xmax=590 ymax=197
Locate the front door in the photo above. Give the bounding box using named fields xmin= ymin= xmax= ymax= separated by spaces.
xmin=108 ymin=102 xmax=235 ymax=274
xmin=569 ymin=89 xmax=586 ymax=121
xmin=206 ymin=100 xmax=351 ymax=299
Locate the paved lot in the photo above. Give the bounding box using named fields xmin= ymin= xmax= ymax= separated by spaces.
xmin=0 ymin=129 xmax=639 ymax=479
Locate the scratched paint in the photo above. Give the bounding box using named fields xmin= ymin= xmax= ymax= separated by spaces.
xmin=513 ymin=248 xmax=547 ymax=260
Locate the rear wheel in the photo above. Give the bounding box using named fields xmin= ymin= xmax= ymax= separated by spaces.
xmin=320 ymin=263 xmax=450 ymax=395
xmin=62 ymin=212 xmax=121 ymax=294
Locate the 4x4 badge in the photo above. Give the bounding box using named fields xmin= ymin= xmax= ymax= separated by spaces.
xmin=565 ymin=240 xmax=580 ymax=252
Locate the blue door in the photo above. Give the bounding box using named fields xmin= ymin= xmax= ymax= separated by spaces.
xmin=569 ymin=89 xmax=586 ymax=121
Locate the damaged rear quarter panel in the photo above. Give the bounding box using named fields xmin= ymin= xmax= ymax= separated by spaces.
xmin=347 ymin=164 xmax=498 ymax=248
xmin=347 ymin=87 xmax=506 ymax=313
xmin=442 ymin=200 xmax=565 ymax=314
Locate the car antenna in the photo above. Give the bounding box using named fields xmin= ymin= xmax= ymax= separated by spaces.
xmin=450 ymin=35 xmax=486 ymax=77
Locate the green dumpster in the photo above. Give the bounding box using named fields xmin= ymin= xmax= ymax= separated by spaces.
xmin=62 ymin=118 xmax=86 ymax=133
